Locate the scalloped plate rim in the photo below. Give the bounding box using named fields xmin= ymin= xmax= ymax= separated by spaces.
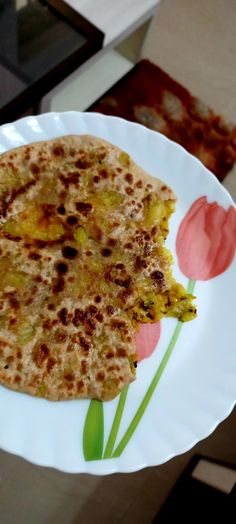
xmin=0 ymin=111 xmax=235 ymax=475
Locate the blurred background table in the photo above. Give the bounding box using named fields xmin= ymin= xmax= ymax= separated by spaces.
xmin=0 ymin=0 xmax=104 ymax=124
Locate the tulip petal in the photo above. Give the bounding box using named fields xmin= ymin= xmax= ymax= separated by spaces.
xmin=178 ymin=197 xmax=207 ymax=235
xmin=176 ymin=197 xmax=212 ymax=280
xmin=136 ymin=322 xmax=161 ymax=361
xmin=176 ymin=196 xmax=236 ymax=281
xmin=209 ymin=206 xmax=236 ymax=278
xmin=203 ymin=202 xmax=226 ymax=279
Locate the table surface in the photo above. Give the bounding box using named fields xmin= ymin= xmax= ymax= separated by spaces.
xmin=65 ymin=0 xmax=160 ymax=46
xmin=0 ymin=0 xmax=103 ymax=124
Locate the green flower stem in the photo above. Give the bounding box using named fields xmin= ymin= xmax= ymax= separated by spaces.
xmin=112 ymin=322 xmax=182 ymax=457
xmin=112 ymin=278 xmax=196 ymax=458
xmin=103 ymin=386 xmax=129 ymax=459
xmin=187 ymin=278 xmax=196 ymax=295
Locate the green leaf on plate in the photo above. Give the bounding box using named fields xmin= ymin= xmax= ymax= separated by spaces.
xmin=83 ymin=400 xmax=104 ymax=461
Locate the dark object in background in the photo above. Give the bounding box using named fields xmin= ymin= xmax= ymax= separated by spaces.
xmin=152 ymin=455 xmax=235 ymax=523
xmin=90 ymin=60 xmax=236 ymax=182
xmin=0 ymin=0 xmax=103 ymax=124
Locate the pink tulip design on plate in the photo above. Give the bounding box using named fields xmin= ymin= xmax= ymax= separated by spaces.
xmin=84 ymin=196 xmax=236 ymax=462
xmin=136 ymin=322 xmax=161 ymax=361
xmin=176 ymin=196 xmax=236 ymax=280
xmin=109 ymin=196 xmax=236 ymax=458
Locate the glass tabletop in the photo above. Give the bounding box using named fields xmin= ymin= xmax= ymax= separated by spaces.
xmin=0 ymin=0 xmax=104 ymax=123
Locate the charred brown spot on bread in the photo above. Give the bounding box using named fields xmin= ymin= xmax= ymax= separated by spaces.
xmin=6 ymin=356 xmax=14 ymax=365
xmin=61 ymin=246 xmax=78 ymax=259
xmin=53 ymin=146 xmax=64 ymax=157
xmin=105 ymin=350 xmax=115 ymax=359
xmin=34 ymin=275 xmax=42 ymax=283
xmin=66 ymin=215 xmax=78 ymax=225
xmin=72 ymin=308 xmax=84 ymax=327
xmin=6 ymin=292 xmax=20 ymax=310
xmin=77 ymin=379 xmax=84 ymax=392
xmin=34 ymin=240 xmax=47 ymax=249
xmin=30 ymin=163 xmax=40 ymax=174
xmin=64 ymin=372 xmax=75 ymax=381
xmin=100 ymin=169 xmax=108 ymax=179
xmin=105 ymin=264 xmax=131 ymax=289
xmin=125 ymin=187 xmax=134 ymax=195
xmin=88 ymin=305 xmax=97 ymax=315
xmin=34 ymin=344 xmax=49 ymax=367
xmin=57 ymin=204 xmax=66 ymax=215
xmin=134 ymin=256 xmax=147 ymax=271
xmin=42 ymin=319 xmax=52 ymax=330
xmin=116 ymin=347 xmax=127 ymax=358
xmin=107 ymin=238 xmax=117 ymax=247
xmin=106 ymin=305 xmax=115 ymax=316
xmin=118 ymin=288 xmax=133 ymax=303
xmin=86 ymin=318 xmax=96 ymax=332
xmin=95 ymin=312 xmax=103 ymax=322
xmin=14 ymin=374 xmax=22 ymax=384
xmin=59 ymin=174 xmax=68 ymax=188
xmin=124 ymin=173 xmax=133 ymax=184
xmin=151 ymin=270 xmax=165 ymax=289
xmin=124 ymin=242 xmax=133 ymax=249
xmin=107 ymin=365 xmax=120 ymax=372
xmin=96 ymin=371 xmax=105 ymax=382
xmin=68 ymin=172 xmax=80 ymax=184
xmin=55 ymin=330 xmax=68 ymax=342
xmin=0 ymin=180 xmax=36 ymax=218
xmin=111 ymin=319 xmax=126 ymax=330
xmin=91 ymin=223 xmax=103 ymax=242
xmin=58 ymin=308 xmax=70 ymax=326
xmin=47 ymin=358 xmax=56 ymax=372
xmin=101 ymin=248 xmax=112 ymax=257
xmin=52 ymin=278 xmax=65 ymax=294
xmin=55 ymin=261 xmax=68 ymax=274
xmin=80 ymin=360 xmax=87 ymax=374
xmin=47 ymin=303 xmax=55 ymax=311
xmin=79 ymin=335 xmax=90 ymax=352
xmin=25 ymin=298 xmax=33 ymax=306
xmin=75 ymin=202 xmax=92 ymax=215
xmin=75 ymin=157 xmax=92 ymax=169
xmin=115 ymin=277 xmax=131 ymax=288
xmin=28 ymin=251 xmax=41 ymax=261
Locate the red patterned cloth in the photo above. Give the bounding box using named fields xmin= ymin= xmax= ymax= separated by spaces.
xmin=89 ymin=60 xmax=236 ymax=182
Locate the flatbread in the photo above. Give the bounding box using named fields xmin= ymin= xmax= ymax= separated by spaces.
xmin=0 ymin=135 xmax=196 ymax=401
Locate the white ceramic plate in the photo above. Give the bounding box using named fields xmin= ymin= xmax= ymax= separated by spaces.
xmin=0 ymin=112 xmax=235 ymax=474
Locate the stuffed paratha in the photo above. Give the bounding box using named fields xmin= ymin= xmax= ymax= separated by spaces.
xmin=0 ymin=135 xmax=196 ymax=400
